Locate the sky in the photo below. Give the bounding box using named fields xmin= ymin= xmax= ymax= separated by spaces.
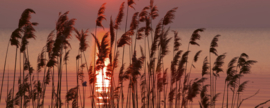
xmin=0 ymin=0 xmax=270 ymax=30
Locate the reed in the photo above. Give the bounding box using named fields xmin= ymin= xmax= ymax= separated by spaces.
xmin=1 ymin=3 xmax=263 ymax=108
xmin=221 ymin=57 xmax=237 ymax=108
xmin=93 ymin=3 xmax=106 ymax=107
xmin=36 ymin=47 xmax=46 ymax=107
xmin=3 ymin=9 xmax=35 ymax=107
xmin=64 ymin=49 xmax=70 ymax=108
xmin=113 ymin=3 xmax=125 ymax=107
xmin=234 ymin=53 xmax=257 ymax=107
xmin=75 ymin=28 xmax=89 ymax=108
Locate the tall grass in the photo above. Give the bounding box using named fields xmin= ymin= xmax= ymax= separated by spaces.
xmin=1 ymin=1 xmax=262 ymax=108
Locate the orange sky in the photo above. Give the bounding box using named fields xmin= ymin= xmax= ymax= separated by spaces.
xmin=0 ymin=0 xmax=270 ymax=29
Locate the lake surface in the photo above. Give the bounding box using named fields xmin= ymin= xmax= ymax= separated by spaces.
xmin=0 ymin=28 xmax=269 ymax=107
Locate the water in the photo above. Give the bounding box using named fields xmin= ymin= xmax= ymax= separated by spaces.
xmin=0 ymin=28 xmax=269 ymax=107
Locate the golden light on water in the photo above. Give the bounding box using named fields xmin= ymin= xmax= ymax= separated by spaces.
xmin=95 ymin=58 xmax=110 ymax=90
xmin=95 ymin=54 xmax=111 ymax=105
xmin=94 ymin=29 xmax=111 ymax=106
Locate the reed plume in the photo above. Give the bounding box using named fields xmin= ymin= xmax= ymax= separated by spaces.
xmin=150 ymin=0 xmax=159 ymax=20
xmin=46 ymin=30 xmax=55 ymax=55
xmin=200 ymin=84 xmax=210 ymax=108
xmin=237 ymin=81 xmax=249 ymax=93
xmin=137 ymin=27 xmax=145 ymax=40
xmin=128 ymin=0 xmax=136 ymax=10
xmin=212 ymin=53 xmax=226 ymax=77
xmin=210 ymin=35 xmax=220 ymax=56
xmin=66 ymin=86 xmax=78 ymax=108
xmin=114 ymin=2 xmax=125 ymax=29
xmin=172 ymin=50 xmax=183 ymax=80
xmin=159 ymin=27 xmax=171 ymax=58
xmin=18 ymin=8 xmax=36 ymax=28
xmin=163 ymin=7 xmax=178 ymax=26
xmin=130 ymin=12 xmax=140 ymax=56
xmin=96 ymin=3 xmax=107 ymax=29
xmin=194 ymin=50 xmax=202 ymax=63
xmin=92 ymin=32 xmax=110 ymax=65
xmin=172 ymin=30 xmax=181 ymax=52
xmin=187 ymin=77 xmax=207 ymax=103
xmin=145 ymin=16 xmax=152 ymax=37
xmin=190 ymin=28 xmax=205 ymax=46
xmin=177 ymin=51 xmax=190 ymax=78
xmin=6 ymin=90 xmax=14 ymax=108
xmin=208 ymin=34 xmax=220 ymax=108
xmin=130 ymin=12 xmax=139 ymax=31
xmin=117 ymin=30 xmax=132 ymax=47
xmin=20 ymin=23 xmax=38 ymax=52
xmin=211 ymin=93 xmax=221 ymax=107
xmin=47 ymin=12 xmax=75 ymax=67
xmin=150 ymin=20 xmax=162 ymax=58
xmin=139 ymin=7 xmax=149 ymax=22
xmin=75 ymin=29 xmax=89 ymax=52
xmin=10 ymin=28 xmax=22 ymax=48
xmin=37 ymin=49 xmax=46 ymax=73
xmin=202 ymin=57 xmax=210 ymax=77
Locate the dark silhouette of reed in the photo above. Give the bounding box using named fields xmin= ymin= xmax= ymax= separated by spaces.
xmin=255 ymin=98 xmax=270 ymax=108
xmin=233 ymin=53 xmax=257 ymax=108
xmin=1 ymin=1 xmax=264 ymax=108
xmin=179 ymin=28 xmax=203 ymax=108
xmin=75 ymin=28 xmax=89 ymax=108
xmin=92 ymin=3 xmax=106 ymax=108
xmin=221 ymin=57 xmax=237 ymax=108
xmin=116 ymin=0 xmax=136 ymax=106
xmin=112 ymin=3 xmax=125 ymax=108
xmin=46 ymin=11 xmax=75 ymax=108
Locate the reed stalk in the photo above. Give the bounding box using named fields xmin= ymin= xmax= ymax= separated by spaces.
xmin=65 ymin=49 xmax=69 ymax=108
xmin=0 ymin=41 xmax=10 ymax=102
xmin=120 ymin=2 xmax=129 ymax=108
xmin=12 ymin=48 xmax=18 ymax=106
